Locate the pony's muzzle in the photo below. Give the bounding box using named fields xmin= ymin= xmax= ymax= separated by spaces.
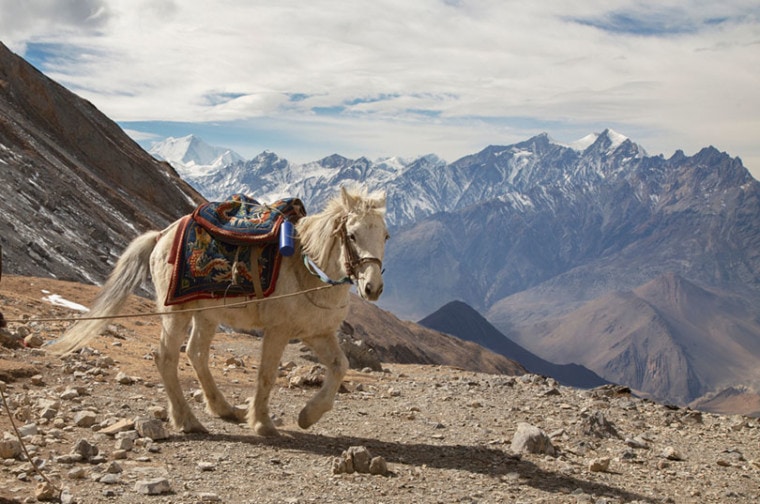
xmin=363 ymin=281 xmax=383 ymax=301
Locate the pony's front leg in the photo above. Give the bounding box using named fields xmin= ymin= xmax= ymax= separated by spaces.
xmin=186 ymin=316 xmax=246 ymax=422
xmin=298 ymin=332 xmax=348 ymax=429
xmin=155 ymin=313 xmax=208 ymax=433
xmin=249 ymin=330 xmax=289 ymax=437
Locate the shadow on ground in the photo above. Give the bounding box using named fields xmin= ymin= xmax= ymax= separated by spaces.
xmin=170 ymin=430 xmax=657 ymax=503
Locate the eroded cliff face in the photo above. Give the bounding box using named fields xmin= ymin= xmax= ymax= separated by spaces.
xmin=0 ymin=42 xmax=204 ymax=283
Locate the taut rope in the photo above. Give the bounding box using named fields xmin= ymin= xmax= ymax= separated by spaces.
xmin=1 ymin=283 xmax=338 ymax=326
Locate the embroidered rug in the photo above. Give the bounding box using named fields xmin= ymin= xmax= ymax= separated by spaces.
xmin=165 ymin=195 xmax=306 ymax=306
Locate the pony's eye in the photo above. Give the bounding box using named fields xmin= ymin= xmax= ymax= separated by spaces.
xmin=348 ymin=233 xmax=356 ymax=242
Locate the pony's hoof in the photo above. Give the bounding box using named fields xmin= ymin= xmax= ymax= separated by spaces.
xmin=253 ymin=421 xmax=280 ymax=437
xmin=220 ymin=405 xmax=248 ymax=423
xmin=181 ymin=422 xmax=208 ymax=434
xmin=298 ymin=408 xmax=315 ymax=429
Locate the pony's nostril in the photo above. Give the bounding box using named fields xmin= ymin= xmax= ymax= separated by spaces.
xmin=364 ymin=283 xmax=373 ymax=298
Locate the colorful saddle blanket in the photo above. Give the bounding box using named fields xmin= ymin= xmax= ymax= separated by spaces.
xmin=165 ymin=195 xmax=306 ymax=306
xmin=193 ymin=194 xmax=305 ymax=245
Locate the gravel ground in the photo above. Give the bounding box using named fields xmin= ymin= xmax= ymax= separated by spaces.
xmin=1 ymin=277 xmax=760 ymax=504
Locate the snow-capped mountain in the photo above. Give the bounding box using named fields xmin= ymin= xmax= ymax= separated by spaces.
xmin=160 ymin=130 xmax=643 ymax=228
xmin=149 ymin=134 xmax=245 ymax=178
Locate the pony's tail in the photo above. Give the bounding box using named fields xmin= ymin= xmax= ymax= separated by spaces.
xmin=48 ymin=230 xmax=161 ymax=356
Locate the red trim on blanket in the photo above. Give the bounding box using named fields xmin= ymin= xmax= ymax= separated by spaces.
xmin=164 ymin=215 xmax=285 ymax=306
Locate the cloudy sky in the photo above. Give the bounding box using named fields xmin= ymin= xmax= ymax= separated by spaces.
xmin=2 ymin=0 xmax=759 ymax=178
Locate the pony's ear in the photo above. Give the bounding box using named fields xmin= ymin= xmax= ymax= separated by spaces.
xmin=374 ymin=191 xmax=386 ymax=209
xmin=340 ymin=186 xmax=358 ymax=209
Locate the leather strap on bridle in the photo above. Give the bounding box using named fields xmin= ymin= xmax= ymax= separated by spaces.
xmin=335 ymin=216 xmax=383 ymax=282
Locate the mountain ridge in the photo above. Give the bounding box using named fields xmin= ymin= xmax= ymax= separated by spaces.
xmin=417 ymin=300 xmax=608 ymax=389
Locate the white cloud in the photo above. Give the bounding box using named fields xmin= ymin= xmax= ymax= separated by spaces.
xmin=3 ymin=0 xmax=760 ymax=176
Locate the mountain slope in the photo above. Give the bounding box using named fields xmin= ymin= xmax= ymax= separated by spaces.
xmin=497 ymin=273 xmax=760 ymax=404
xmin=0 ymin=42 xmax=204 ymax=283
xmin=346 ymin=297 xmax=526 ymax=376
xmin=417 ymin=301 xmax=608 ymax=388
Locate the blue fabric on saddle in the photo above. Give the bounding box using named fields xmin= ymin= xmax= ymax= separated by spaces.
xmin=165 ymin=195 xmax=306 ymax=306
xmin=192 ymin=194 xmax=305 ymax=245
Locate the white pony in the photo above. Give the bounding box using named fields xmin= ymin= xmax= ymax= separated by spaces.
xmin=50 ymin=187 xmax=388 ymax=437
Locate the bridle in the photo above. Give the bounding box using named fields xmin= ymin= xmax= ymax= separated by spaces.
xmin=335 ymin=215 xmax=384 ymax=282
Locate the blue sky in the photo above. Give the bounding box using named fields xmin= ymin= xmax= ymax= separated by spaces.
xmin=2 ymin=0 xmax=759 ymax=178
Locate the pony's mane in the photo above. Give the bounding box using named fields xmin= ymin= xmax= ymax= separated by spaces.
xmin=297 ymin=187 xmax=386 ymax=268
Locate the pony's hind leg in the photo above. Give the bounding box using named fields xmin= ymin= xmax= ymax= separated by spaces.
xmin=186 ymin=315 xmax=246 ymax=422
xmin=249 ymin=329 xmax=289 ymax=437
xmin=298 ymin=332 xmax=348 ymax=430
xmin=155 ymin=312 xmax=207 ymax=433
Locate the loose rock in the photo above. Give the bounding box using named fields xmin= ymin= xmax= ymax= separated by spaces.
xmin=134 ymin=477 xmax=171 ymax=495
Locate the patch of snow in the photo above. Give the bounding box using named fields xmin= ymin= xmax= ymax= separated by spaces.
xmin=605 ymin=129 xmax=628 ymax=151
xmin=42 ymin=293 xmax=90 ymax=312
xmin=570 ymin=133 xmax=598 ymax=151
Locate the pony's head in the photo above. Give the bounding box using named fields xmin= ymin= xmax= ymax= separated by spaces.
xmin=300 ymin=186 xmax=389 ymax=301
xmin=335 ymin=186 xmax=388 ymax=301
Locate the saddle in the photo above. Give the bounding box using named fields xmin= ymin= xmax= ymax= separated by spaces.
xmin=165 ymin=195 xmax=306 ymax=306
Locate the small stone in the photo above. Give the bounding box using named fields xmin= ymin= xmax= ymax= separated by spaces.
xmin=578 ymin=411 xmax=620 ymax=439
xmin=60 ymin=388 xmax=80 ymax=400
xmin=18 ymin=423 xmax=39 ymax=437
xmin=71 ymin=438 xmax=99 ymax=460
xmin=625 ymin=436 xmax=649 ymax=449
xmin=74 ymin=410 xmax=98 ymax=428
xmin=197 ymin=493 xmax=222 ymax=502
xmin=99 ymin=473 xmax=121 ymax=484
xmin=115 ymin=372 xmax=135 ymax=385
xmin=112 ymin=449 xmax=128 ymax=460
xmin=332 ymin=457 xmax=348 ymax=474
xmin=135 ymin=418 xmax=168 ymax=440
xmin=35 ymin=481 xmax=58 ymax=501
xmin=39 ymin=407 xmax=58 ymax=420
xmin=100 ymin=418 xmax=135 ymax=436
xmin=31 ymin=374 xmax=45 ymax=386
xmin=346 ymin=445 xmax=372 ymax=473
xmin=114 ymin=437 xmax=133 ymax=451
xmin=511 ymin=423 xmax=556 ymax=456
xmin=24 ymin=334 xmax=45 ymax=348
xmin=197 ymin=461 xmax=216 ymax=471
xmin=67 ymin=467 xmax=88 ymax=479
xmin=369 ymin=456 xmax=388 ymax=475
xmin=661 ymin=446 xmax=685 ymax=461
xmin=541 ymin=387 xmax=561 ymax=397
xmin=134 ymin=477 xmax=171 ymax=495
xmin=148 ymin=406 xmax=168 ymax=420
xmin=105 ymin=461 xmax=123 ymax=474
xmin=225 ymin=356 xmax=245 ymax=367
xmin=588 ymin=457 xmax=611 ymax=472
xmin=0 ymin=439 xmax=22 ymax=459
xmin=60 ymin=488 xmax=75 ymax=504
